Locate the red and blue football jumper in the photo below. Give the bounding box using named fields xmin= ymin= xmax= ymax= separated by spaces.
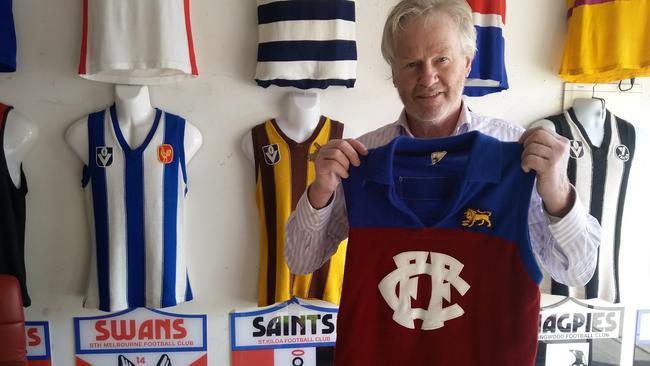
xmin=336 ymin=132 xmax=541 ymax=365
xmin=465 ymin=0 xmax=508 ymax=96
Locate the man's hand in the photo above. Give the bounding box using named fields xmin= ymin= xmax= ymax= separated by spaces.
xmin=308 ymin=138 xmax=368 ymax=209
xmin=519 ymin=127 xmax=573 ymax=217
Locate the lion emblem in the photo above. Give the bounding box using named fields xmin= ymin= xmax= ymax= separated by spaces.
xmin=461 ymin=208 xmax=492 ymax=228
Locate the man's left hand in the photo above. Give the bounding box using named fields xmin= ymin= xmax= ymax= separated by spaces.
xmin=519 ymin=127 xmax=573 ymax=217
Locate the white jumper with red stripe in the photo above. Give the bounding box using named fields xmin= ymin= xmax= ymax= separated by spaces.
xmin=78 ymin=0 xmax=198 ymax=85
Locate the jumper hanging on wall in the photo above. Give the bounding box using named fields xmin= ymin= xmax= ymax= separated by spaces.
xmin=463 ymin=0 xmax=509 ymax=96
xmin=255 ymin=0 xmax=357 ymax=89
xmin=0 ymin=0 xmax=16 ymax=72
xmin=559 ymin=0 xmax=650 ymax=82
xmin=78 ymin=0 xmax=199 ymax=84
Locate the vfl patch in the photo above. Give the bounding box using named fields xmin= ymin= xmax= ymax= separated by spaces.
xmin=461 ymin=208 xmax=492 ymax=228
xmin=615 ymin=144 xmax=630 ymax=161
xmin=569 ymin=140 xmax=584 ymax=159
xmin=158 ymin=144 xmax=174 ymax=164
xmin=308 ymin=142 xmax=321 ymax=162
xmin=262 ymin=143 xmax=280 ymax=165
xmin=430 ymin=151 xmax=447 ymax=165
xmin=96 ymin=146 xmax=113 ymax=167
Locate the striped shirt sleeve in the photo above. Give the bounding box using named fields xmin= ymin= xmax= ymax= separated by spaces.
xmin=531 ymin=185 xmax=601 ymax=286
xmin=284 ymin=122 xmax=402 ymax=274
xmin=285 ymin=185 xmax=349 ymax=274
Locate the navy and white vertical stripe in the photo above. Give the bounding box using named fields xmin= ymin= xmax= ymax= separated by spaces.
xmin=82 ymin=105 xmax=191 ymax=312
xmin=255 ymin=0 xmax=357 ymax=89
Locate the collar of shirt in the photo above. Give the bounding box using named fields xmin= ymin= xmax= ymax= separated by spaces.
xmin=361 ymin=130 xmax=503 ymax=187
xmin=395 ymin=100 xmax=472 ymax=138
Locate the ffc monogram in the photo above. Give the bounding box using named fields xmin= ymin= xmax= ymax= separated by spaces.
xmin=379 ymin=251 xmax=470 ymax=330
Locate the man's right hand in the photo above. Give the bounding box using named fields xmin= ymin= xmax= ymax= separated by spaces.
xmin=308 ymin=138 xmax=368 ymax=209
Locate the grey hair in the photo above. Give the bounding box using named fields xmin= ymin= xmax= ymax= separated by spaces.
xmin=381 ymin=0 xmax=477 ymax=65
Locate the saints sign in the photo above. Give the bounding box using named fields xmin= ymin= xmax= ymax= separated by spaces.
xmin=230 ymin=297 xmax=337 ymax=366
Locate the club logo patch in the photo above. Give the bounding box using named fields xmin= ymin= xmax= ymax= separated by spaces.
xmin=96 ymin=146 xmax=113 ymax=167
xmin=461 ymin=208 xmax=492 ymax=228
xmin=158 ymin=144 xmax=174 ymax=164
xmin=569 ymin=140 xmax=584 ymax=159
xmin=378 ymin=251 xmax=470 ymax=330
xmin=615 ymin=144 xmax=630 ymax=161
xmin=430 ymin=150 xmax=447 ymax=165
xmin=262 ymin=143 xmax=280 ymax=165
xmin=307 ymin=142 xmax=321 ymax=162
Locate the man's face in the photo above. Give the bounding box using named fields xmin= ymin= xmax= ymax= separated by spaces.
xmin=391 ymin=13 xmax=472 ymax=129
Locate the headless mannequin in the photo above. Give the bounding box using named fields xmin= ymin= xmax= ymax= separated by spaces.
xmin=242 ymin=91 xmax=321 ymax=162
xmin=3 ymin=108 xmax=38 ymax=188
xmin=242 ymin=91 xmax=354 ymax=162
xmin=66 ymin=85 xmax=203 ymax=164
xmin=531 ymin=97 xmax=606 ymax=147
xmin=276 ymin=91 xmax=323 ymax=143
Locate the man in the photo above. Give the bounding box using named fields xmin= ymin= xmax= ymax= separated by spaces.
xmin=285 ymin=0 xmax=600 ymax=363
xmin=286 ymin=0 xmax=599 ymax=290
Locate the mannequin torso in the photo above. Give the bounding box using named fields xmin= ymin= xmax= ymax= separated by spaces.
xmin=242 ymin=91 xmax=354 ymax=162
xmin=571 ymin=98 xmax=606 ymax=147
xmin=114 ymin=84 xmax=157 ymax=149
xmin=68 ymin=85 xmax=202 ymax=311
xmin=531 ymin=98 xmax=606 ymax=147
xmin=66 ymin=85 xmax=202 ymax=164
xmin=275 ymin=91 xmax=322 ymax=143
xmin=3 ymin=108 xmax=39 ymax=187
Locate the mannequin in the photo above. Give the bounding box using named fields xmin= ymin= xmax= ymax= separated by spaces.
xmin=66 ymin=85 xmax=202 ymax=164
xmin=535 ymin=97 xmax=636 ymax=303
xmin=3 ymin=108 xmax=39 ymax=188
xmin=245 ymin=90 xmax=352 ymax=306
xmin=65 ymin=84 xmax=204 ymax=311
xmin=242 ymin=91 xmax=355 ymax=162
xmin=242 ymin=91 xmax=320 ymax=162
xmin=531 ymin=97 xmax=606 ymax=147
xmin=276 ymin=91 xmax=322 ymax=143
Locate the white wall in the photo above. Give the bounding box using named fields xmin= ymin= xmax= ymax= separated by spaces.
xmin=1 ymin=0 xmax=649 ymax=364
